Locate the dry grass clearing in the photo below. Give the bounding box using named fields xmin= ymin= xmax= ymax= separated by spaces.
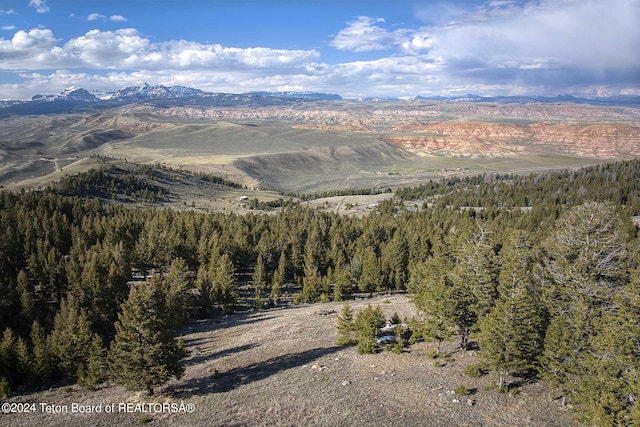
xmin=2 ymin=295 xmax=578 ymax=427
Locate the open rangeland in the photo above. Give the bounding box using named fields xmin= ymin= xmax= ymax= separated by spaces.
xmin=2 ymin=295 xmax=578 ymax=427
xmin=2 ymin=100 xmax=637 ymax=194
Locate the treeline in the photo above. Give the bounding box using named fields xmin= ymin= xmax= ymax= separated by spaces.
xmin=0 ymin=160 xmax=638 ymax=425
xmin=291 ymin=187 xmax=392 ymax=201
xmin=396 ymin=160 xmax=640 ymax=215
xmin=245 ymin=197 xmax=298 ymax=211
xmin=54 ymin=162 xmax=243 ymax=203
xmin=55 ymin=166 xmax=166 ymax=203
xmin=407 ymin=202 xmax=639 ymax=426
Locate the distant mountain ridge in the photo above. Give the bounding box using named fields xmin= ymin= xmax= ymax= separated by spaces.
xmin=414 ymin=93 xmax=640 ymax=106
xmin=1 ymin=84 xmax=638 ymax=116
xmin=27 ymin=84 xmax=342 ymax=104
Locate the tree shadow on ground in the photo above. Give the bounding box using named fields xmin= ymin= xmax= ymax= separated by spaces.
xmin=179 ymin=304 xmax=308 ymax=337
xmin=180 ymin=311 xmax=279 ymax=336
xmin=181 ymin=343 xmax=260 ymax=367
xmin=509 ymin=369 xmax=540 ymax=389
xmin=170 ymin=346 xmax=343 ymax=397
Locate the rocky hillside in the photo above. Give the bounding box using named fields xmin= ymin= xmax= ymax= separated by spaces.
xmin=1 ymin=98 xmax=639 ymax=191
xmin=384 ymin=122 xmax=640 ymax=158
xmin=160 ymin=101 xmax=640 ymax=158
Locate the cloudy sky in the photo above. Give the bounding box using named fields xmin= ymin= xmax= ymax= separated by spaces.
xmin=0 ymin=0 xmax=638 ymax=99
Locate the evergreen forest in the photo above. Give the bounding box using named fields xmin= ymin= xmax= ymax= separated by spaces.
xmin=0 ymin=159 xmax=639 ymax=425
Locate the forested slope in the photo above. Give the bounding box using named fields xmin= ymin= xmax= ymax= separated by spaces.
xmin=0 ymin=160 xmax=639 ymax=425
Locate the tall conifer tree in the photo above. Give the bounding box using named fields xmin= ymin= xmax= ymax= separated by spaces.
xmin=108 ymin=281 xmax=185 ymax=395
xmin=478 ymin=231 xmax=545 ymax=390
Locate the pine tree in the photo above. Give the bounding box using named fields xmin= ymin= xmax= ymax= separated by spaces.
xmin=15 ymin=337 xmax=31 ymax=386
xmin=571 ymin=269 xmax=640 ymax=425
xmin=195 ymin=264 xmax=214 ymax=315
xmin=359 ymin=250 xmax=383 ymax=296
xmin=253 ymin=254 xmax=267 ymax=310
xmin=478 ymin=231 xmax=546 ymax=390
xmin=163 ymin=258 xmax=195 ymax=329
xmin=354 ymin=305 xmax=385 ymax=354
xmin=30 ymin=320 xmax=52 ymax=384
xmin=381 ymin=231 xmax=409 ymax=291
xmin=410 ymin=256 xmax=456 ymax=356
xmin=16 ymin=269 xmax=34 ymax=325
xmin=269 ymin=251 xmax=286 ymax=306
xmin=542 ymin=202 xmax=627 ymax=317
xmin=211 ymin=254 xmax=237 ymax=312
xmin=452 ymin=222 xmax=498 ymax=324
xmin=336 ymin=302 xmax=356 ymax=346
xmin=78 ymin=334 xmax=107 ymax=390
xmin=47 ymin=295 xmax=94 ymax=382
xmin=108 ymin=281 xmax=185 ymax=395
xmin=0 ymin=329 xmax=19 ymax=390
xmin=66 ymin=241 xmax=130 ymax=340
xmin=539 ymin=202 xmax=629 ymax=407
xmin=411 ymin=254 xmax=475 ymax=350
xmin=332 ymin=263 xmax=352 ymax=302
xmin=302 ymin=270 xmax=322 ymax=303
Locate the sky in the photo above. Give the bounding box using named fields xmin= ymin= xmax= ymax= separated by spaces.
xmin=0 ymin=0 xmax=638 ymax=99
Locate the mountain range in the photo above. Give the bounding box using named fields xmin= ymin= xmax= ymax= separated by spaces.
xmin=1 ymin=84 xmax=638 ymax=116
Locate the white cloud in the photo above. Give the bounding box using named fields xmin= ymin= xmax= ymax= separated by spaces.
xmin=87 ymin=13 xmax=106 ymax=22
xmin=28 ymin=0 xmax=49 ymax=14
xmin=330 ymin=16 xmax=433 ymax=55
xmin=330 ymin=16 xmax=409 ymax=52
xmin=2 ymin=1 xmax=638 ymax=100
xmin=327 ymin=0 xmax=640 ymax=95
xmin=1 ymin=25 xmax=16 ymax=31
xmin=110 ymin=15 xmax=128 ymax=22
xmin=0 ymin=9 xmax=16 ymax=15
xmin=61 ymin=29 xmax=150 ymax=68
xmin=0 ymin=28 xmax=56 ymax=51
xmin=0 ymin=27 xmax=319 ymax=74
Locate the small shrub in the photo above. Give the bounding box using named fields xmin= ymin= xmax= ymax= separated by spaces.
xmin=454 ymin=385 xmax=470 ymax=395
xmin=0 ymin=377 xmax=10 ymax=397
xmin=485 ymin=381 xmax=508 ymax=393
xmin=425 ymin=349 xmax=440 ymax=359
xmin=320 ymin=293 xmax=330 ymax=303
xmin=357 ymin=338 xmax=376 ymax=354
xmin=382 ymin=299 xmax=391 ymax=304
xmin=433 ymin=360 xmax=444 ymax=368
xmin=390 ymin=312 xmax=401 ymax=324
xmin=464 ymin=363 xmax=484 ymax=378
xmin=139 ymin=416 xmax=153 ymax=424
xmin=292 ymin=293 xmax=301 ymax=305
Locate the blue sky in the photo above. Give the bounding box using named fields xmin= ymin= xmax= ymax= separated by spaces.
xmin=0 ymin=0 xmax=638 ymax=99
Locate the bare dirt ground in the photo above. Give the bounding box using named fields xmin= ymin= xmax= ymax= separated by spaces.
xmin=1 ymin=295 xmax=578 ymax=427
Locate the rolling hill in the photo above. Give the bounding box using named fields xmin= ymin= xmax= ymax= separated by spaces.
xmin=1 ymin=89 xmax=639 ymax=194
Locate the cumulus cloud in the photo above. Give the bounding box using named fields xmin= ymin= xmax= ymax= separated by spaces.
xmin=330 ymin=16 xmax=433 ymax=55
xmin=29 ymin=0 xmax=49 ymax=14
xmin=0 ymin=27 xmax=320 ymax=74
xmin=327 ymin=0 xmax=640 ymax=95
xmin=0 ymin=28 xmax=56 ymax=52
xmin=2 ymin=0 xmax=639 ymax=100
xmin=419 ymin=0 xmax=640 ymax=91
xmin=427 ymin=0 xmax=639 ymax=69
xmin=330 ymin=17 xmax=408 ymax=52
